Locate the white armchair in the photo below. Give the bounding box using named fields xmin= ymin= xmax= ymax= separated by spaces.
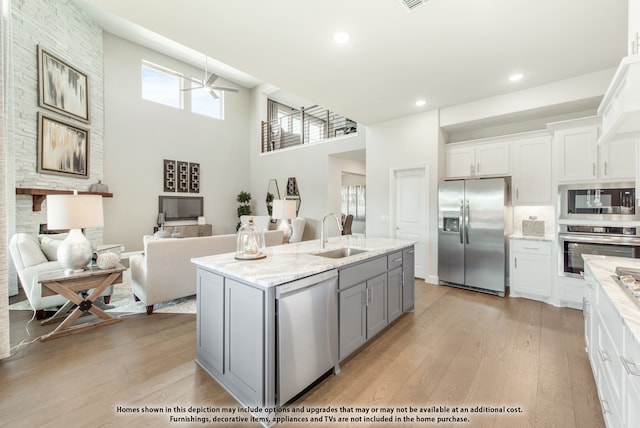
xmin=9 ymin=233 xmax=113 ymax=319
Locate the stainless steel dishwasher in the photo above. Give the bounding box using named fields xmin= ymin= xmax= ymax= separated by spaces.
xmin=275 ymin=269 xmax=338 ymax=405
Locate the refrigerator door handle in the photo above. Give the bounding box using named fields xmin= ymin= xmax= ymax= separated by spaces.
xmin=459 ymin=201 xmax=464 ymax=244
xmin=464 ymin=201 xmax=470 ymax=244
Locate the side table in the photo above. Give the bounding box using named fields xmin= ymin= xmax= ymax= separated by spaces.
xmin=38 ymin=263 xmax=126 ymax=342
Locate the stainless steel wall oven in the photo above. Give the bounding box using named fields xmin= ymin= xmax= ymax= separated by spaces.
xmin=559 ymin=182 xmax=637 ymax=221
xmin=559 ymin=224 xmax=640 ymax=277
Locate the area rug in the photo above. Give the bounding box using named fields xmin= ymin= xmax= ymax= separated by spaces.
xmin=8 ymin=269 xmax=196 ymax=315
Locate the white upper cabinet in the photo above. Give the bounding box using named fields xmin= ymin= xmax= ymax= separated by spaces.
xmin=446 ymin=146 xmax=476 ymax=178
xmin=445 ymin=141 xmax=509 ymax=179
xmin=552 ymin=116 xmax=635 ymax=183
xmin=512 ymin=135 xmax=552 ymax=205
xmin=599 ymin=137 xmax=637 ymax=180
xmin=555 ymin=124 xmax=599 ymax=182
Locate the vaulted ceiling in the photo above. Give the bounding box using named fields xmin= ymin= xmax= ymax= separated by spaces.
xmin=73 ymin=0 xmax=628 ymax=126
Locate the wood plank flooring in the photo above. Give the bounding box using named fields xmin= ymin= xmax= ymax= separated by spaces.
xmin=1 ymin=281 xmax=604 ymax=428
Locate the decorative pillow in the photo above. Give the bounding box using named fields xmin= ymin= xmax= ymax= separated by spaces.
xmin=40 ymin=236 xmax=64 ymax=261
xmin=15 ymin=234 xmax=48 ymax=267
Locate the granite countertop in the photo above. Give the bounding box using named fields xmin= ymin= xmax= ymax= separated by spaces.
xmin=510 ymin=234 xmax=555 ymax=242
xmin=583 ymin=254 xmax=640 ymax=346
xmin=192 ymin=236 xmax=415 ymax=289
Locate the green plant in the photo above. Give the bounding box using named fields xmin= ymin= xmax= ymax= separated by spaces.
xmin=236 ymin=191 xmax=252 ymax=230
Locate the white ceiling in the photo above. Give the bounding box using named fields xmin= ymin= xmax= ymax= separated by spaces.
xmin=73 ymin=0 xmax=628 ymax=126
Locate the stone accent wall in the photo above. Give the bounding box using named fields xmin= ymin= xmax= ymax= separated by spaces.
xmin=11 ymin=0 xmax=104 ymax=243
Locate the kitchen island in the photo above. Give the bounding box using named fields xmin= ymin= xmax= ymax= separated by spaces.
xmin=191 ymin=236 xmax=415 ymax=425
xmin=582 ymin=255 xmax=640 ymax=428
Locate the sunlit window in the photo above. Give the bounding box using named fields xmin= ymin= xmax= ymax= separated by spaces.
xmin=191 ymin=82 xmax=223 ymax=119
xmin=141 ymin=62 xmax=182 ymax=109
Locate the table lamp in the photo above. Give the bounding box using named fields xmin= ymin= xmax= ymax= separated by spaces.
xmin=46 ymin=192 xmax=104 ymax=273
xmin=272 ymin=199 xmax=296 ymax=242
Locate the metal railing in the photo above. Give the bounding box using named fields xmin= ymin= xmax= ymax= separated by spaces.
xmin=261 ymin=105 xmax=357 ymax=153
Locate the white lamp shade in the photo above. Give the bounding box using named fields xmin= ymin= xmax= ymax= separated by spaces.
xmin=272 ymin=199 xmax=296 ymax=220
xmin=46 ymin=194 xmax=104 ymax=230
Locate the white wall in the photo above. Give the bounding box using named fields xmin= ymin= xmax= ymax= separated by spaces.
xmin=366 ymin=110 xmax=443 ymax=283
xmin=103 ymin=34 xmax=252 ymax=251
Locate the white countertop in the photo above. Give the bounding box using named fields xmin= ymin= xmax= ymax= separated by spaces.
xmin=510 ymin=234 xmax=555 ymax=242
xmin=192 ymin=236 xmax=415 ymax=289
xmin=583 ymin=254 xmax=640 ymax=345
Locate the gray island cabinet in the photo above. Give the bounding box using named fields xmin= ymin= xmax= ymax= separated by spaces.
xmin=191 ymin=237 xmax=415 ymax=423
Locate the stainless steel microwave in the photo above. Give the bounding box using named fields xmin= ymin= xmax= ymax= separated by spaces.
xmin=559 ymin=182 xmax=638 ymax=221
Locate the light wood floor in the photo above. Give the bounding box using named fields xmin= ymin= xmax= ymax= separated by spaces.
xmin=2 ymin=281 xmax=604 ymax=428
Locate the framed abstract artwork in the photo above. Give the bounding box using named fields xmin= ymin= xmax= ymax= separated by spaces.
xmin=38 ymin=45 xmax=90 ymax=123
xmin=37 ymin=113 xmax=89 ymax=178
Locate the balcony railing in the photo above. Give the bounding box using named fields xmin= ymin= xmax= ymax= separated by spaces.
xmin=261 ymin=105 xmax=357 ymax=153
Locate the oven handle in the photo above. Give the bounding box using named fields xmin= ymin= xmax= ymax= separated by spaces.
xmin=558 ymin=233 xmax=640 ymax=246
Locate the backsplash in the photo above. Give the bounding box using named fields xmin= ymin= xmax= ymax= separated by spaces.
xmin=513 ymin=206 xmax=556 ymax=237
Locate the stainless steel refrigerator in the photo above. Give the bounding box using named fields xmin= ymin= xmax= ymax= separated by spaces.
xmin=438 ymin=178 xmax=510 ymax=296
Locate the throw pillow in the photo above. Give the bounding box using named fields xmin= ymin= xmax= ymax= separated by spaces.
xmin=15 ymin=234 xmax=48 ymax=267
xmin=40 ymin=236 xmax=63 ymax=261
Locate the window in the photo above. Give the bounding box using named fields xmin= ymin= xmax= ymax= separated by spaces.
xmin=141 ymin=62 xmax=182 ymax=109
xmin=190 ymin=82 xmax=223 ymax=119
xmin=141 ymin=60 xmax=225 ymax=119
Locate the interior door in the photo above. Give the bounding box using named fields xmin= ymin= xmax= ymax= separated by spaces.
xmin=395 ymin=168 xmax=427 ymax=279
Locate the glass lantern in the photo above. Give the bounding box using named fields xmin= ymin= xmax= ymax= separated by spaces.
xmin=235 ymin=218 xmax=266 ymax=260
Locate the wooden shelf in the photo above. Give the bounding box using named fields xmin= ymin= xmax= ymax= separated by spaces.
xmin=16 ymin=188 xmax=114 ymax=211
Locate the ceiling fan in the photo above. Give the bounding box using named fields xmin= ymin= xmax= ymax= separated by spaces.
xmin=181 ymin=57 xmax=239 ymax=99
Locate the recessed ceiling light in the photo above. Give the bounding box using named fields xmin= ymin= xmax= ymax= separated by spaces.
xmin=509 ymin=73 xmax=524 ymax=82
xmin=415 ymin=99 xmax=427 ymax=107
xmin=334 ymin=32 xmax=350 ymax=44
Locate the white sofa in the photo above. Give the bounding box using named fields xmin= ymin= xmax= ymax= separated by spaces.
xmin=9 ymin=233 xmax=114 ymax=319
xmin=129 ymin=230 xmax=284 ymax=314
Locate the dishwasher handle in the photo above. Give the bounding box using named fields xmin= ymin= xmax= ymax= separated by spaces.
xmin=276 ymin=270 xmax=338 ymax=298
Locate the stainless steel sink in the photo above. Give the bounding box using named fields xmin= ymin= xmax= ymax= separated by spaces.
xmin=312 ymin=247 xmax=368 ymax=259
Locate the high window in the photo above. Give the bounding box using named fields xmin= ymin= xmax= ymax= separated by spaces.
xmin=141 ymin=61 xmax=224 ymax=119
xmin=190 ymin=82 xmax=223 ymax=119
xmin=141 ymin=62 xmax=182 ymax=109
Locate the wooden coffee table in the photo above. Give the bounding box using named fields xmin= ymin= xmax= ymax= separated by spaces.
xmin=38 ymin=263 xmax=126 ymax=342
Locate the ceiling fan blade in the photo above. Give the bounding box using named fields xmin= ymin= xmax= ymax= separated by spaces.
xmin=211 ymin=86 xmax=239 ymax=93
xmin=208 ymin=89 xmax=219 ymax=100
xmin=204 ymin=73 xmax=219 ymax=87
xmin=181 ymin=86 xmax=203 ymax=92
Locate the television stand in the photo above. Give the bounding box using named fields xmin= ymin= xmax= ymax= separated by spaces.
xmin=154 ymin=224 xmax=212 ymax=237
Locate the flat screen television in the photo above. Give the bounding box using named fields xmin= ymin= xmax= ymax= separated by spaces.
xmin=159 ymin=196 xmax=203 ymax=221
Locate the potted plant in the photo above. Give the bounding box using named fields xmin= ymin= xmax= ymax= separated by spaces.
xmin=236 ymin=191 xmax=252 ymax=231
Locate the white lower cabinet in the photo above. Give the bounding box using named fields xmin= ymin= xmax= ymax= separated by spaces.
xmin=622 ymin=326 xmax=640 ymax=427
xmin=509 ymin=239 xmax=552 ymax=301
xmin=583 ymin=263 xmax=640 ymax=428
